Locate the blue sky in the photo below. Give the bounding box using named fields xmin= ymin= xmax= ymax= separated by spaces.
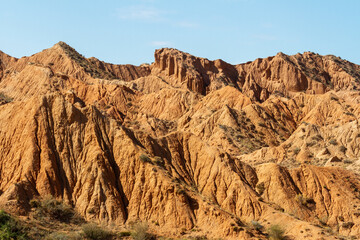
xmin=0 ymin=0 xmax=359 ymax=65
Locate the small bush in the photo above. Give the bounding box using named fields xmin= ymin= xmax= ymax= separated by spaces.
xmin=139 ymin=154 xmax=151 ymax=163
xmin=344 ymin=159 xmax=353 ymax=164
xmin=218 ymin=124 xmax=227 ymax=130
xmin=33 ymin=197 xmax=75 ymax=222
xmin=176 ymin=189 xmax=186 ymax=195
xmin=0 ymin=210 xmax=28 ymax=240
xmin=342 ymin=222 xmax=354 ymax=229
xmin=119 ymin=231 xmax=131 ymax=237
xmin=131 ymin=222 xmax=149 ymax=240
xmin=329 ymin=139 xmax=338 ymax=145
xmin=330 ymin=96 xmax=339 ymax=101
xmin=82 ymin=223 xmax=112 ymax=240
xmin=293 ymin=147 xmax=301 ymax=155
xmin=256 ymin=182 xmax=265 ymax=195
xmin=339 ymin=146 xmax=347 ymax=153
xmin=153 ymin=156 xmax=164 ymax=167
xmin=311 ymin=135 xmax=323 ymax=141
xmin=45 ymin=232 xmax=82 ymax=240
xmin=306 ymin=141 xmax=316 ymax=147
xmin=250 ymin=220 xmax=263 ymax=231
xmin=318 ymin=215 xmax=328 ymax=226
xmin=0 ymin=210 xmax=10 ymax=225
xmin=295 ymin=194 xmax=314 ymax=207
xmin=0 ymin=92 xmax=13 ymax=103
xmin=268 ymin=225 xmax=285 ymax=240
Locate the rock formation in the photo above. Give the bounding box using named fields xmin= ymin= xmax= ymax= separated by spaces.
xmin=0 ymin=42 xmax=360 ymax=239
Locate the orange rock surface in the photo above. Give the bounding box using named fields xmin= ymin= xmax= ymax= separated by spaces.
xmin=0 ymin=42 xmax=360 ymax=239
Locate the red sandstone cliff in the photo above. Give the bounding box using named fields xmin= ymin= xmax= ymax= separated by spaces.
xmin=0 ymin=43 xmax=360 ymax=239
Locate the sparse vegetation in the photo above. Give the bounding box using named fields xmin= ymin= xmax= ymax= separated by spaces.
xmin=131 ymin=222 xmax=149 ymax=240
xmin=31 ymin=197 xmax=77 ymax=223
xmin=139 ymin=154 xmax=151 ymax=163
xmin=339 ymin=146 xmax=347 ymax=152
xmin=0 ymin=92 xmax=13 ymax=103
xmin=218 ymin=124 xmax=227 ymax=130
xmin=295 ymin=194 xmax=314 ymax=207
xmin=306 ymin=141 xmax=316 ymax=147
xmin=81 ymin=223 xmax=112 ymax=240
xmin=176 ymin=188 xmax=186 ymax=195
xmin=153 ymin=156 xmax=165 ymax=166
xmin=344 ymin=159 xmax=353 ymax=164
xmin=293 ymin=147 xmax=301 ymax=155
xmin=119 ymin=231 xmax=131 ymax=237
xmin=342 ymin=222 xmax=354 ymax=229
xmin=250 ymin=220 xmax=263 ymax=231
xmin=329 ymin=139 xmax=338 ymax=145
xmin=256 ymin=182 xmax=265 ymax=195
xmin=311 ymin=135 xmax=323 ymax=141
xmin=0 ymin=210 xmax=28 ymax=240
xmin=268 ymin=225 xmax=285 ymax=240
xmin=58 ymin=41 xmax=116 ymax=80
xmin=45 ymin=232 xmax=82 ymax=240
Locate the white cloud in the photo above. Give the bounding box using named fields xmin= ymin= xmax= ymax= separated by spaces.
xmin=117 ymin=5 xmax=163 ymax=21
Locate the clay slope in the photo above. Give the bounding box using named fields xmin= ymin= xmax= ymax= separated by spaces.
xmin=0 ymin=43 xmax=360 ymax=239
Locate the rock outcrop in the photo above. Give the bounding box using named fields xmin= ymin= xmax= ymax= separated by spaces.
xmin=0 ymin=43 xmax=360 ymax=239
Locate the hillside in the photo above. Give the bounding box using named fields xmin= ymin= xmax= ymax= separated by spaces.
xmin=0 ymin=42 xmax=360 ymax=239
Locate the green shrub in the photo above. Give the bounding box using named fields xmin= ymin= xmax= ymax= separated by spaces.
xmin=342 ymin=222 xmax=354 ymax=229
xmin=131 ymin=222 xmax=149 ymax=240
xmin=339 ymin=146 xmax=347 ymax=152
xmin=256 ymin=182 xmax=265 ymax=195
xmin=119 ymin=231 xmax=131 ymax=237
xmin=311 ymin=135 xmax=323 ymax=141
xmin=293 ymin=147 xmax=301 ymax=155
xmin=0 ymin=210 xmax=28 ymax=240
xmin=250 ymin=220 xmax=263 ymax=231
xmin=329 ymin=139 xmax=338 ymax=145
xmin=33 ymin=197 xmax=75 ymax=222
xmin=295 ymin=194 xmax=314 ymax=207
xmin=0 ymin=92 xmax=13 ymax=103
xmin=330 ymin=96 xmax=339 ymax=101
xmin=176 ymin=189 xmax=186 ymax=195
xmin=153 ymin=156 xmax=164 ymax=166
xmin=218 ymin=124 xmax=227 ymax=130
xmin=139 ymin=154 xmax=151 ymax=163
xmin=344 ymin=159 xmax=353 ymax=164
xmin=45 ymin=232 xmax=82 ymax=240
xmin=318 ymin=215 xmax=328 ymax=226
xmin=0 ymin=210 xmax=10 ymax=225
xmin=268 ymin=225 xmax=285 ymax=240
xmin=82 ymin=223 xmax=112 ymax=240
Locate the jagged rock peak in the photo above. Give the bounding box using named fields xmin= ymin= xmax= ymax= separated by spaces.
xmin=153 ymin=48 xmax=240 ymax=95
